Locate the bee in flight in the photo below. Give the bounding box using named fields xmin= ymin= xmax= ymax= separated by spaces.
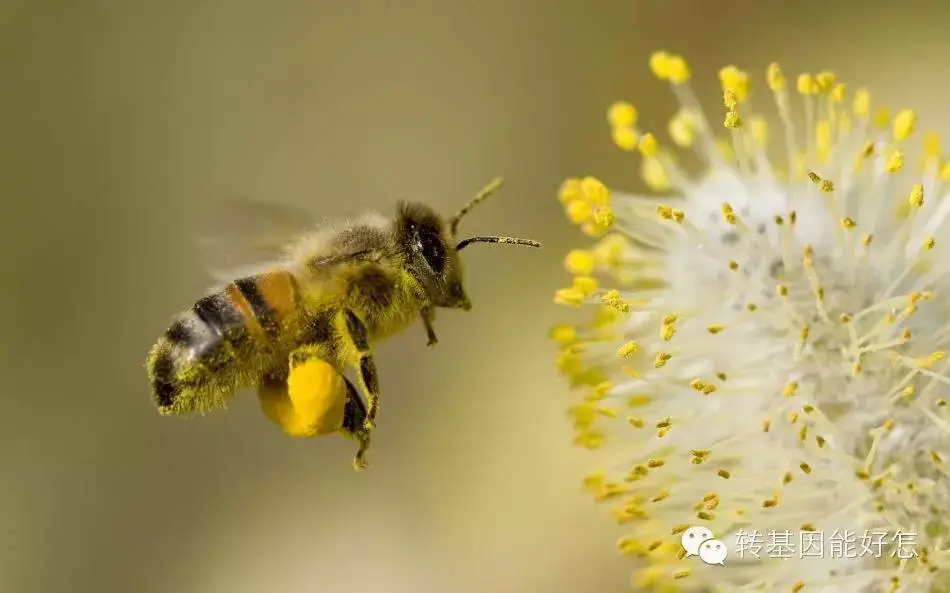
xmin=146 ymin=178 xmax=540 ymax=469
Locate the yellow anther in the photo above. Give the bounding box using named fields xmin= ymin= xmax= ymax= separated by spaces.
xmin=607 ymin=101 xmax=638 ymax=128
xmin=641 ymin=157 xmax=670 ymax=191
xmin=830 ymin=83 xmax=847 ymax=103
xmin=582 ymin=470 xmax=606 ymax=491
xmin=565 ymin=249 xmax=596 ymax=275
xmin=920 ymin=351 xmax=946 ymax=369
xmin=707 ymin=324 xmax=725 ymax=334
xmin=777 ymin=285 xmax=789 ymax=297
xmin=874 ymin=107 xmax=891 ymax=129
xmin=721 ymin=202 xmax=738 ymax=225
xmin=815 ymin=71 xmax=836 ymax=93
xmin=557 ymin=178 xmax=581 ymax=204
xmin=840 ymin=217 xmax=857 ymax=230
xmin=654 ymin=352 xmax=672 ymax=368
xmin=756 ymin=63 xmax=781 ymax=94
xmin=762 ymin=419 xmax=771 ymax=432
xmin=723 ymin=89 xmax=738 ymax=110
xmin=554 ymin=287 xmax=585 ymax=307
xmin=616 ymin=536 xmax=641 ymax=555
xmin=862 ymin=234 xmax=873 ymax=247
xmin=719 ymin=65 xmax=751 ymax=102
xmin=783 ymin=382 xmax=799 ymax=397
xmin=548 ymin=324 xmax=577 ymax=345
xmin=728 ymin=261 xmax=739 ymax=271
xmin=807 ymin=170 xmax=834 ymax=192
xmin=572 ymin=276 xmax=598 ymax=296
xmin=749 ymin=116 xmax=768 ymax=146
xmin=655 ymin=205 xmax=684 ymax=222
xmin=648 ymin=51 xmax=671 ymax=79
xmin=724 ymin=111 xmax=742 ymax=129
xmin=601 ymin=289 xmax=630 ymax=313
xmin=886 ymin=150 xmax=904 ymax=173
xmin=853 ymin=88 xmax=871 ymax=118
xmin=800 ymin=324 xmax=811 ymax=342
xmin=860 ymin=140 xmax=875 ymax=158
xmin=592 ymin=206 xmax=615 ymax=228
xmin=792 ymin=580 xmax=806 ymax=593
xmin=617 ymin=341 xmax=639 ymax=359
xmin=580 ymin=176 xmax=609 ymax=205
xmin=580 ymin=222 xmax=608 ymax=239
xmin=611 ymin=126 xmax=638 ymax=151
xmin=650 ymin=490 xmax=669 ymax=503
xmin=661 ymin=324 xmax=676 ymax=341
xmin=628 ymin=393 xmax=651 ymax=407
xmin=909 ymin=183 xmax=925 ymax=208
xmin=941 ymin=162 xmax=950 ymax=181
xmin=924 ymin=237 xmax=937 ymax=250
xmin=796 ymin=73 xmax=817 ymax=95
xmin=566 ymin=199 xmax=591 ymax=224
xmin=573 ymin=430 xmax=605 ymax=449
xmin=893 ymin=109 xmax=917 ymax=141
xmin=638 ymin=133 xmax=659 ymax=157
xmin=593 ymin=382 xmax=613 ymax=399
xmin=665 ymin=55 xmax=691 ymax=84
xmin=668 ymin=110 xmax=697 ymax=147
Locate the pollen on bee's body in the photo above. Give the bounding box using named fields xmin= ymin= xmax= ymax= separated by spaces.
xmin=554 ymin=50 xmax=950 ymax=592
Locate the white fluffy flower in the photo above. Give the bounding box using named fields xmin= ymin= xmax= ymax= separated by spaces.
xmin=553 ymin=52 xmax=950 ymax=592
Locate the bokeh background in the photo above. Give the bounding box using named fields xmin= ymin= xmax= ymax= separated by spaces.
xmin=2 ymin=1 xmax=950 ymax=592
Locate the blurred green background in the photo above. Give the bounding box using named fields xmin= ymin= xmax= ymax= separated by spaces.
xmin=2 ymin=1 xmax=949 ymax=592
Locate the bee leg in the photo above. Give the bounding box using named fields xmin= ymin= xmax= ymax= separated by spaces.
xmin=339 ymin=376 xmax=372 ymax=470
xmin=342 ymin=309 xmax=381 ymax=431
xmin=421 ymin=306 xmax=438 ymax=347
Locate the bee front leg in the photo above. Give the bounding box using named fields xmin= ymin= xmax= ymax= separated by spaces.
xmin=342 ymin=310 xmax=381 ymax=432
xmin=421 ymin=306 xmax=438 ymax=347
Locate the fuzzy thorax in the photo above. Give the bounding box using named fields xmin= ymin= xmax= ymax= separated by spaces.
xmin=553 ymin=52 xmax=950 ymax=592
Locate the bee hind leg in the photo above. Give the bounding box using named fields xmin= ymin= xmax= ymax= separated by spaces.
xmin=342 ymin=309 xmax=381 ymax=432
xmin=339 ymin=377 xmax=372 ymax=470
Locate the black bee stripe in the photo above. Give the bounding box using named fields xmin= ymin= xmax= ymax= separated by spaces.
xmin=151 ymin=349 xmax=179 ymax=409
xmin=235 ymin=277 xmax=279 ymax=337
xmin=164 ymin=319 xmax=194 ymax=345
xmin=192 ymin=293 xmax=243 ymax=338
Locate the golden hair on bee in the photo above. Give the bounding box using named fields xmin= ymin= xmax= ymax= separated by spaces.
xmin=146 ymin=177 xmax=540 ymax=470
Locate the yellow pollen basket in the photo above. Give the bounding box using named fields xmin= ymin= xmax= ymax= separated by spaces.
xmin=258 ymin=358 xmax=348 ymax=438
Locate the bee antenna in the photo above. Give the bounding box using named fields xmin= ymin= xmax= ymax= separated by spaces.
xmin=449 ymin=177 xmax=505 ymax=236
xmin=455 ymin=235 xmax=541 ymax=251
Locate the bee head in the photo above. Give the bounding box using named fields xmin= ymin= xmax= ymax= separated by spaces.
xmin=395 ymin=178 xmax=540 ymax=311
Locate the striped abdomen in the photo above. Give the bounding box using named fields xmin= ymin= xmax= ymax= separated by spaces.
xmin=148 ymin=270 xmax=300 ymax=415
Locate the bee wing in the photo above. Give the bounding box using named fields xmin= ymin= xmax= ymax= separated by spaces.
xmin=198 ymin=197 xmax=320 ymax=282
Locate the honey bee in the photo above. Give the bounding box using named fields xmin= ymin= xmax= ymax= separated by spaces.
xmin=146 ymin=178 xmax=540 ymax=469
